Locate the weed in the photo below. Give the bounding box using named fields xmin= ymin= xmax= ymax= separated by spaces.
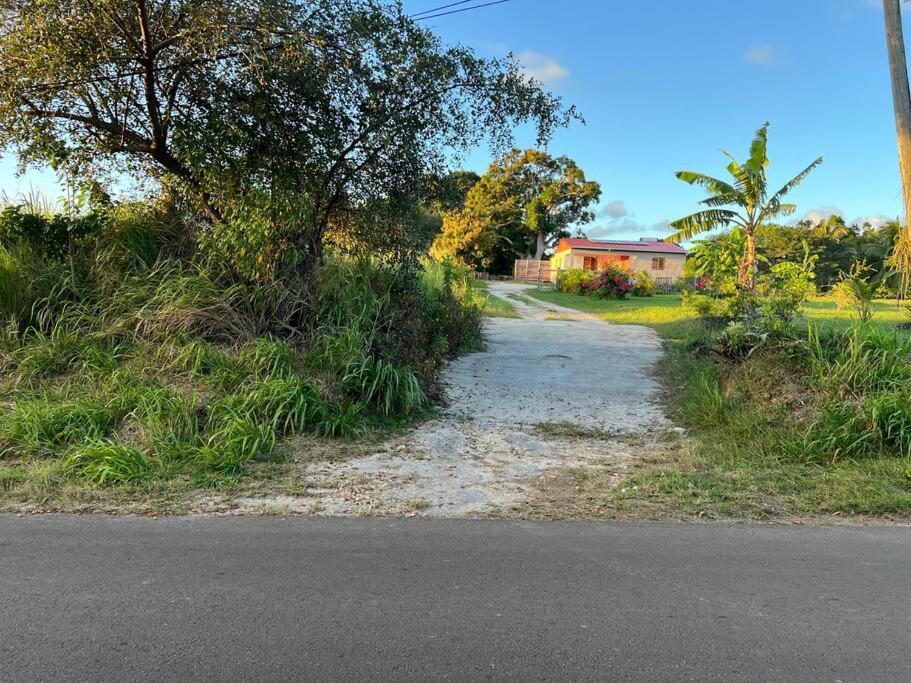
xmin=0 ymin=398 xmax=113 ymax=457
xmin=62 ymin=441 xmax=151 ymax=485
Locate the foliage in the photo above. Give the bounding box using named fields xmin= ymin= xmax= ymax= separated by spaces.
xmin=533 ymin=292 xmax=911 ymax=517
xmin=630 ymin=271 xmax=657 ymax=297
xmin=580 ymin=263 xmax=633 ymax=299
xmin=0 ymin=0 xmax=572 ymax=281
xmin=831 ymin=262 xmax=877 ymax=323
xmin=556 ymin=268 xmax=594 ymax=295
xmin=0 ymin=202 xmax=484 ymax=498
xmin=689 ymin=217 xmax=903 ymax=293
xmin=669 ymin=123 xmax=822 ymax=290
xmin=431 ymin=149 xmax=600 ymax=272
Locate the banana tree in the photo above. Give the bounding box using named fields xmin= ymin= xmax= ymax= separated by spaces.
xmin=668 ymin=123 xmax=822 ymax=290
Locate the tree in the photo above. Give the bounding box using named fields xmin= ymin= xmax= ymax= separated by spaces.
xmin=431 ymin=148 xmax=600 ymax=272
xmin=668 ymin=123 xmax=822 ymax=290
xmin=0 ymin=1 xmax=573 ymax=279
xmin=882 ymin=0 xmax=911 ymax=292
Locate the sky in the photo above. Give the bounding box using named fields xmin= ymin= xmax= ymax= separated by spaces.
xmin=1 ymin=0 xmax=908 ymax=241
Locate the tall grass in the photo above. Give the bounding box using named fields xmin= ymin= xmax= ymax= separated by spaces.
xmin=0 ymin=203 xmax=482 ymax=498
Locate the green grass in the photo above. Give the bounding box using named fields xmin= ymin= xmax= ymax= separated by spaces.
xmin=528 ymin=290 xmax=700 ymax=340
xmin=617 ymin=346 xmax=911 ymax=519
xmin=474 ymin=282 xmax=520 ymax=318
xmin=802 ymin=296 xmax=907 ymax=330
xmin=530 ymin=288 xmax=911 ymax=519
xmin=529 ymin=290 xmax=909 ymax=340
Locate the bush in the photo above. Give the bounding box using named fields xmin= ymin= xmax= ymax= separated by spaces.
xmin=713 ymin=321 xmax=768 ymax=359
xmin=0 ymin=201 xmax=486 ymax=491
xmin=581 ymin=264 xmax=633 ymax=299
xmin=630 ymin=271 xmax=657 ymax=297
xmin=556 ymin=268 xmax=593 ymax=295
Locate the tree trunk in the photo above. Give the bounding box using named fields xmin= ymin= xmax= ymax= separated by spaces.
xmin=883 ymin=0 xmax=911 ymax=293
xmin=533 ymin=231 xmax=546 ymax=260
xmin=738 ymin=230 xmax=757 ymax=290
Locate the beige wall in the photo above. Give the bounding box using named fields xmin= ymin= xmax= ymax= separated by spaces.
xmin=551 ymin=248 xmax=686 ymax=281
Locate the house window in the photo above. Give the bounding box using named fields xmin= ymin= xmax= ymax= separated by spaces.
xmin=652 ymin=257 xmax=665 ymax=271
xmin=583 ymin=257 xmax=597 ymax=270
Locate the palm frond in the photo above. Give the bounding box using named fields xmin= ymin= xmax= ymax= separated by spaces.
xmin=700 ymin=192 xmax=745 ymax=208
xmin=763 ymin=157 xmax=823 ymax=214
xmin=777 ymin=203 xmax=797 ymax=216
xmin=746 ymin=122 xmax=770 ymax=174
xmin=667 ymin=209 xmax=740 ymax=243
xmin=675 ymin=171 xmax=737 ymax=197
xmin=723 ymin=154 xmax=752 ymax=193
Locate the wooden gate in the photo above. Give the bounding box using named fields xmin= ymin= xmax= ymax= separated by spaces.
xmin=513 ymin=260 xmax=555 ymax=283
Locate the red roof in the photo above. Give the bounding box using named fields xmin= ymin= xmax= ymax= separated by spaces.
xmin=557 ymin=238 xmax=687 ymax=254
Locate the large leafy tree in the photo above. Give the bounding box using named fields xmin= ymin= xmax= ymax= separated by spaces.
xmin=0 ymin=0 xmax=572 ymax=279
xmin=431 ymin=148 xmax=600 ymax=272
xmin=668 ymin=123 xmax=822 ymax=290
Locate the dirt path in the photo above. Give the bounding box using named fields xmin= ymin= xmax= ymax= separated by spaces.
xmin=236 ymin=283 xmax=672 ymax=517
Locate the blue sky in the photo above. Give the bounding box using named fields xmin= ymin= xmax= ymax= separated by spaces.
xmin=1 ymin=0 xmax=907 ymax=240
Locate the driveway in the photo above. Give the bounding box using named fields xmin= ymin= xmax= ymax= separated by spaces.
xmin=3 ymin=515 xmax=909 ymax=681
xmin=230 ymin=282 xmax=671 ymax=516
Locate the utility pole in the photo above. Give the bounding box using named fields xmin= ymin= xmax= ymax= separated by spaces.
xmin=883 ymin=0 xmax=911 ymax=290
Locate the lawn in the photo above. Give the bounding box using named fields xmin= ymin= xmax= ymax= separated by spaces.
xmin=528 ymin=291 xmax=698 ymax=339
xmin=527 ymin=288 xmax=911 ymax=521
xmin=528 ymin=290 xmax=909 ymax=340
xmin=802 ymin=296 xmax=907 ymax=330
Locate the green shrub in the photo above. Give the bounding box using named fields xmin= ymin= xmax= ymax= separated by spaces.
xmin=713 ymin=321 xmax=767 ymax=359
xmin=581 ymin=264 xmax=633 ymax=298
xmin=556 ymin=268 xmax=593 ymax=295
xmin=631 ymin=271 xmax=657 ymax=297
xmin=831 ymin=267 xmax=876 ymax=324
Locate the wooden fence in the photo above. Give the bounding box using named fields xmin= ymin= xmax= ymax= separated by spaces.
xmin=513 ymin=259 xmax=555 ymax=284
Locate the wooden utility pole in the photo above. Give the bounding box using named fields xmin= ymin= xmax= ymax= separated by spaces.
xmin=883 ymin=0 xmax=911 ymax=290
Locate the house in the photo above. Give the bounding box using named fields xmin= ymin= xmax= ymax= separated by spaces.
xmin=550 ymin=237 xmax=687 ymax=282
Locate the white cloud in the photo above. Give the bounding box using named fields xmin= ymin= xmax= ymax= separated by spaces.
xmin=517 ymin=51 xmax=569 ymax=84
xmin=744 ymin=44 xmax=779 ymax=67
xmin=850 ymin=214 xmax=896 ymax=231
xmin=797 ymin=208 xmax=896 ymax=230
xmin=800 ymin=206 xmax=844 ymax=223
xmin=583 ymin=200 xmax=672 ymax=239
xmin=586 ymin=218 xmax=671 ymax=240
xmin=598 ymin=200 xmax=628 ymax=219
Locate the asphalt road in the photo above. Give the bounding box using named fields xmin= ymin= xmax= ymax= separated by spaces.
xmin=2 ymin=516 xmax=909 ymax=681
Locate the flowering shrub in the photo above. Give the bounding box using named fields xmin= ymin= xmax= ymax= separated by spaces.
xmin=580 ymin=263 xmax=633 ymax=298
xmin=631 ymin=270 xmax=656 ymax=297
xmin=556 ymin=268 xmax=594 ymax=295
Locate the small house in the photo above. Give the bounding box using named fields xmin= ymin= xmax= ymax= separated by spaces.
xmin=550 ymin=238 xmax=687 ymax=283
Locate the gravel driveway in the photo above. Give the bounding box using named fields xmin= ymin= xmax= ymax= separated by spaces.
xmin=231 ymin=283 xmax=672 ymax=517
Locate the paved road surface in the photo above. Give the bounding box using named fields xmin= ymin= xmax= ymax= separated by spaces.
xmin=2 ymin=516 xmax=909 ymax=681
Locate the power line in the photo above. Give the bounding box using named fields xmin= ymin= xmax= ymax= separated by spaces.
xmin=414 ymin=0 xmax=514 ymax=21
xmin=411 ymin=0 xmax=476 ymax=18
